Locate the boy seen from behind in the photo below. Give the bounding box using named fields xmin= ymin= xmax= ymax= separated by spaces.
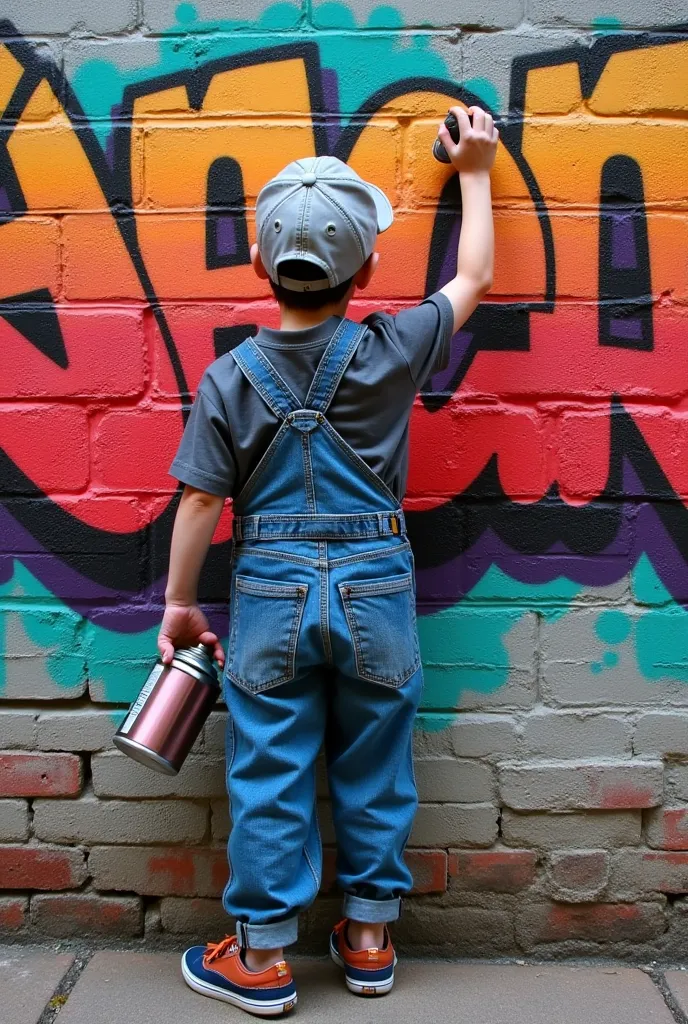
xmin=158 ymin=106 xmax=498 ymax=1016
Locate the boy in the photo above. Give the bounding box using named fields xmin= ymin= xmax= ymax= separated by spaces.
xmin=158 ymin=106 xmax=498 ymax=1016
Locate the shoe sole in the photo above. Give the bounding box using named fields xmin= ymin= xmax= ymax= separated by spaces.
xmin=330 ymin=939 xmax=396 ymax=996
xmin=181 ymin=955 xmax=297 ymax=1017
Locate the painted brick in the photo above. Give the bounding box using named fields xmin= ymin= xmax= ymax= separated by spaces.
xmin=414 ymin=758 xmax=495 ymax=802
xmin=0 ymin=711 xmax=36 ymax=749
xmin=321 ymin=848 xmax=447 ymax=896
xmin=634 ymin=713 xmax=688 ymax=756
xmin=546 ymin=850 xmax=610 ymax=902
xmin=521 ymin=712 xmax=631 ymax=759
xmin=646 ymin=808 xmax=688 ymax=851
xmin=448 ymin=714 xmax=519 ymax=760
xmin=541 ymin=608 xmax=688 ymax=709
xmin=461 ymin=29 xmax=581 ymax=114
xmin=0 ymin=752 xmax=83 ymax=798
xmin=311 ymin=0 xmax=523 ymax=29
xmin=528 ymin=0 xmax=686 ymax=28
xmin=0 ymin=409 xmax=88 ymax=493
xmin=419 ymin=608 xmax=537 ymax=674
xmin=0 ymin=895 xmax=28 ymax=933
xmin=421 ymin=665 xmax=537 ymax=713
xmin=0 ymin=799 xmax=30 ymax=841
xmin=89 ymin=845 xmax=228 ymax=897
xmin=502 ymin=809 xmax=642 ymax=850
xmin=36 ymin=709 xmax=123 ymax=752
xmin=91 ymin=752 xmax=225 ymax=799
xmin=0 ymin=844 xmax=88 ymax=890
xmin=30 ymin=893 xmax=143 ymax=938
xmin=33 ymin=793 xmax=208 ymax=845
xmin=62 ymin=37 xmax=164 ymax=96
xmin=62 ymin=214 xmax=151 ymax=294
xmin=498 ymin=760 xmax=663 ymax=811
xmin=0 ymin=607 xmax=87 ymax=701
xmin=1 ymin=0 xmax=138 ymax=34
xmin=159 ymin=896 xmax=230 ymax=935
xmin=142 ymin=0 xmax=303 ymax=33
xmin=516 ymin=901 xmax=665 ymax=949
xmin=448 ymin=849 xmax=538 ymax=893
xmin=609 ymin=850 xmax=688 ymax=899
xmin=91 ymin=408 xmax=183 ymax=492
xmin=410 ymin=803 xmax=499 ymax=847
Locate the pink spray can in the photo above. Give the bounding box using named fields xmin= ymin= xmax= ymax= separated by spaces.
xmin=113 ymin=643 xmax=220 ymax=775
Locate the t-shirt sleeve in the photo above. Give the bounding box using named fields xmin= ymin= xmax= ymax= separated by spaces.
xmin=388 ymin=291 xmax=455 ymax=388
xmin=168 ymin=379 xmax=236 ymax=498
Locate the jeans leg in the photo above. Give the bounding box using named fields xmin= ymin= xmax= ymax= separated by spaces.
xmin=326 ymin=666 xmax=423 ymax=922
xmin=222 ymin=669 xmax=326 ymax=948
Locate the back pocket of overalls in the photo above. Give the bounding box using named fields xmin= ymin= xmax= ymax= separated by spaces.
xmin=227 ymin=575 xmax=308 ymax=693
xmin=339 ymin=573 xmax=420 ymax=687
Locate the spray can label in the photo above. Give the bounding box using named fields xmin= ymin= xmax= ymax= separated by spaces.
xmin=119 ymin=662 xmax=165 ymax=735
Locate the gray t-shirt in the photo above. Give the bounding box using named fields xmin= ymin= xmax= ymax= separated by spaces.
xmin=169 ymin=292 xmax=454 ymax=502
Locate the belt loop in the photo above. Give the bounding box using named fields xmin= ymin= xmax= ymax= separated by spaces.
xmin=233 ymin=516 xmax=243 ymax=543
xmin=390 ymin=513 xmax=400 ymax=536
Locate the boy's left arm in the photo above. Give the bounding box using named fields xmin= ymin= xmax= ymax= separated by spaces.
xmin=158 ymin=484 xmax=226 ymax=667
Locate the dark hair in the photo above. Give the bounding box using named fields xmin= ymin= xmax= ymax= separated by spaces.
xmin=269 ymin=259 xmax=354 ymax=311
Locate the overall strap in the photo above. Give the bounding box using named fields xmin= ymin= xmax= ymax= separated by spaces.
xmin=231 ymin=339 xmax=300 ymax=421
xmin=305 ymin=318 xmax=367 ymax=414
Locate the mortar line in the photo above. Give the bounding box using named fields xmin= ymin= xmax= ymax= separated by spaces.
xmin=36 ymin=950 xmax=93 ymax=1024
xmin=648 ymin=968 xmax=688 ymax=1024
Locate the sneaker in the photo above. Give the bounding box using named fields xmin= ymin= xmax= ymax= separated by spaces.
xmin=181 ymin=935 xmax=297 ymax=1017
xmin=329 ymin=919 xmax=397 ymax=996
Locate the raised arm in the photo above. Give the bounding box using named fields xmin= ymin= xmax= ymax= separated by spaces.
xmin=437 ymin=105 xmax=499 ymax=334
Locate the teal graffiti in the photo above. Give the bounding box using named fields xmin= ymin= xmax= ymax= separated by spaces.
xmin=632 ymin=555 xmax=688 ymax=684
xmin=0 ymin=562 xmax=84 ymax=695
xmin=595 ymin=609 xmax=632 ymax=645
xmin=586 ymin=557 xmax=688 ymax=683
xmin=591 ymin=16 xmax=624 ymax=34
xmin=30 ymin=4 xmax=688 ymax=725
xmin=416 ymin=564 xmax=581 ymax=724
xmin=71 ymin=2 xmax=449 ymax=148
xmin=590 ymin=607 xmax=629 ymax=675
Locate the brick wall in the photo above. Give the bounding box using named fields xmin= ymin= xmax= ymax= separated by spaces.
xmin=1 ymin=1 xmax=688 ymax=958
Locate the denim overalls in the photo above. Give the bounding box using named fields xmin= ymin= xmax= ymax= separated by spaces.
xmin=222 ymin=317 xmax=424 ymax=950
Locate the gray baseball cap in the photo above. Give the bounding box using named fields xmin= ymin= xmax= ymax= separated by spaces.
xmin=256 ymin=156 xmax=394 ymax=292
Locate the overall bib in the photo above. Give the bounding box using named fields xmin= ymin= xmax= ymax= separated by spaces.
xmin=222 ymin=318 xmax=424 ymax=950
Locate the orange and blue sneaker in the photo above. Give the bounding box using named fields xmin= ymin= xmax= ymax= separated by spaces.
xmin=329 ymin=919 xmax=397 ymax=996
xmin=181 ymin=935 xmax=297 ymax=1017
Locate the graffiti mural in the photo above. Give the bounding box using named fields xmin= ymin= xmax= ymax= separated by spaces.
xmin=1 ymin=11 xmax=687 ymax=710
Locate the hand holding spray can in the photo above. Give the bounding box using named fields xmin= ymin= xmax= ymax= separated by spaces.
xmin=113 ymin=643 xmax=220 ymax=775
xmin=432 ymin=109 xmax=474 ymax=163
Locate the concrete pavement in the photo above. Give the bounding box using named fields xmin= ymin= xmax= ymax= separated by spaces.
xmin=4 ymin=944 xmax=688 ymax=1024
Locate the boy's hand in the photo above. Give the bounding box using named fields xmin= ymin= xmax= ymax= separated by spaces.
xmin=437 ymin=105 xmax=499 ymax=176
xmin=157 ymin=601 xmax=225 ymax=669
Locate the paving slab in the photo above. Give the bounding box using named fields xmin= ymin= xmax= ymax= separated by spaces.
xmin=57 ymin=951 xmax=675 ymax=1024
xmin=0 ymin=946 xmax=74 ymax=1024
xmin=664 ymin=970 xmax=688 ymax=1016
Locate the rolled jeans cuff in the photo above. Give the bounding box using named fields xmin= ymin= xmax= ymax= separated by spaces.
xmin=236 ymin=916 xmax=298 ymax=949
xmin=342 ymin=894 xmax=401 ymax=924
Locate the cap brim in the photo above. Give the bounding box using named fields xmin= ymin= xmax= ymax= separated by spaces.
xmin=365 ymin=182 xmax=394 ymax=233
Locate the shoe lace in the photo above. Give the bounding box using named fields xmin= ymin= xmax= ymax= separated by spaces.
xmin=205 ymin=935 xmax=238 ymax=963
